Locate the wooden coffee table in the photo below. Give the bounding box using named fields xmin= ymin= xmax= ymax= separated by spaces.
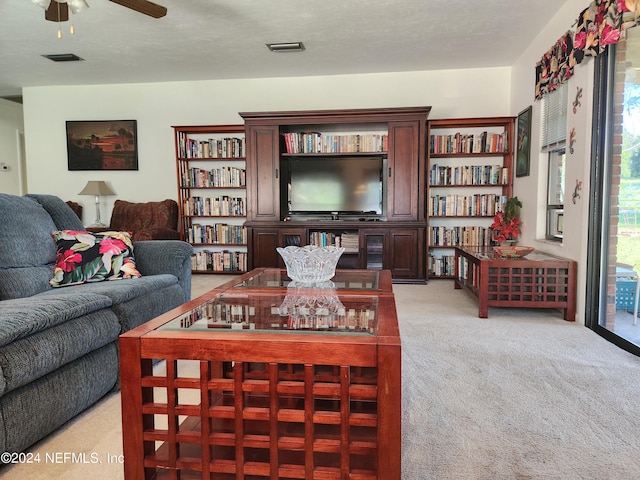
xmin=120 ymin=268 xmax=401 ymax=479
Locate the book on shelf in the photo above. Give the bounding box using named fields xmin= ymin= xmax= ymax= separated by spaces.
xmin=429 ymin=164 xmax=506 ymax=186
xmin=340 ymin=233 xmax=360 ymax=253
xmin=428 ymin=194 xmax=506 ymax=217
xmin=429 ymin=225 xmax=493 ymax=247
xmin=429 ymin=131 xmax=508 ymax=154
xmin=191 ymin=249 xmax=247 ymax=272
xmin=428 ymin=254 xmax=456 ymax=277
xmin=183 ymin=166 xmax=246 ymax=188
xmin=177 ymin=132 xmax=245 ymax=158
xmin=188 ymin=223 xmax=247 ymax=245
xmin=282 ymin=132 xmax=388 ymax=154
xmin=184 ymin=196 xmax=245 ymax=217
xmin=309 ymin=231 xmax=359 ymax=253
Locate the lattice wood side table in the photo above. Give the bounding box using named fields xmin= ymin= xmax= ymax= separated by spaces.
xmin=454 ymin=247 xmax=577 ymax=320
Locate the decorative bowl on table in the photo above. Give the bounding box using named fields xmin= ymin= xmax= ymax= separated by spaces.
xmin=493 ymin=245 xmax=535 ymax=258
xmin=276 ymin=245 xmax=345 ymax=282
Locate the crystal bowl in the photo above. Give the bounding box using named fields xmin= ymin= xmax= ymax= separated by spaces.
xmin=276 ymin=245 xmax=345 ymax=282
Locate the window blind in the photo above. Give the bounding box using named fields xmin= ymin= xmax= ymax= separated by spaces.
xmin=541 ymin=82 xmax=568 ymax=151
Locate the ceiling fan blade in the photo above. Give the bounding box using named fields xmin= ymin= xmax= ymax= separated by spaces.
xmin=108 ymin=0 xmax=167 ymax=18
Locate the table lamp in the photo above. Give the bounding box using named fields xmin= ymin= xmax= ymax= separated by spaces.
xmin=78 ymin=180 xmax=115 ymax=227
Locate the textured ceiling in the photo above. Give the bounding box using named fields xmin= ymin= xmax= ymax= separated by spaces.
xmin=0 ymin=0 xmax=562 ymax=98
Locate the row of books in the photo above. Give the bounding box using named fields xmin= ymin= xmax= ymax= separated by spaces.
xmin=205 ymin=303 xmax=256 ymax=325
xmin=191 ymin=250 xmax=248 ymax=272
xmin=429 ymin=194 xmax=506 ymax=217
xmin=280 ymin=307 xmax=375 ymax=333
xmin=182 ymin=166 xmax=246 ymax=188
xmin=182 ymin=300 xmax=374 ymax=332
xmin=457 ymin=258 xmax=479 ymax=287
xmin=282 ymin=132 xmax=388 ymax=154
xmin=309 ymin=231 xmax=359 ymax=253
xmin=429 ymin=164 xmax=508 ymax=186
xmin=187 ymin=223 xmax=247 ymax=245
xmin=428 ymin=254 xmax=456 ymax=277
xmin=177 ymin=132 xmax=245 ymax=158
xmin=430 ymin=131 xmax=508 ymax=154
xmin=183 ymin=196 xmax=245 ymax=217
xmin=174 ymin=302 xmax=256 ymax=329
xmin=429 ymin=225 xmax=494 ymax=247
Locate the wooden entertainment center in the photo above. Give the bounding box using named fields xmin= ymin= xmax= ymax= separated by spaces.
xmin=240 ymin=107 xmax=431 ymax=283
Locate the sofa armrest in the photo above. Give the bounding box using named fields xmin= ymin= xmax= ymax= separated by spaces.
xmin=133 ymin=240 xmax=193 ymax=302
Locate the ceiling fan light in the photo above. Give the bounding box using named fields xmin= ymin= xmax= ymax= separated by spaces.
xmin=32 ymin=0 xmax=52 ymax=10
xmin=32 ymin=0 xmax=89 ymax=13
xmin=67 ymin=0 xmax=89 ymax=15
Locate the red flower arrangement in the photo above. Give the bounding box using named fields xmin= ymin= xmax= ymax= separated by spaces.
xmin=491 ymin=197 xmax=522 ymax=244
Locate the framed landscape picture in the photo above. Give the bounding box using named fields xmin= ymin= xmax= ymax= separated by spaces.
xmin=66 ymin=120 xmax=138 ymax=171
xmin=516 ymin=106 xmax=531 ymax=177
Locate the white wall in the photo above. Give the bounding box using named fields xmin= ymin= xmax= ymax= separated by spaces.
xmin=22 ymin=67 xmax=510 ymax=225
xmin=0 ymin=98 xmax=25 ymax=195
xmin=510 ymin=0 xmax=596 ymax=322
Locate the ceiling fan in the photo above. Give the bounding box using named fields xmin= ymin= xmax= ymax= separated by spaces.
xmin=33 ymin=0 xmax=167 ymax=22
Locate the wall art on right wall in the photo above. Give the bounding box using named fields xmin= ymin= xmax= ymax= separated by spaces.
xmin=516 ymin=106 xmax=532 ymax=177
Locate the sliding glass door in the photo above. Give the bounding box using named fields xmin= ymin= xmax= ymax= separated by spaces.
xmin=588 ymin=28 xmax=640 ymax=355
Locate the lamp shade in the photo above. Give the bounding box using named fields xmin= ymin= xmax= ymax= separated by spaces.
xmin=78 ymin=180 xmax=115 ymax=196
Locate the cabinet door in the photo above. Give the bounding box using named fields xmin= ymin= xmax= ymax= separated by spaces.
xmin=388 ymin=229 xmax=421 ymax=280
xmin=248 ymin=227 xmax=306 ymax=269
xmin=246 ymin=125 xmax=280 ymax=221
xmin=249 ymin=228 xmax=280 ymax=268
xmin=360 ymin=230 xmax=388 ymax=271
xmin=387 ymin=121 xmax=421 ymax=221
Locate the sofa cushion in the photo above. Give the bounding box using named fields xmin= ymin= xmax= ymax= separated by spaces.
xmin=25 ymin=194 xmax=85 ymax=231
xmin=0 ymin=194 xmax=58 ymax=300
xmin=0 ymin=293 xmax=112 ymax=349
xmin=50 ymin=230 xmax=141 ymax=287
xmin=39 ymin=273 xmax=178 ymax=305
xmin=0 ymin=308 xmax=120 ymax=395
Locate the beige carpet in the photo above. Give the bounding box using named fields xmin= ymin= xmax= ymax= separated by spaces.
xmin=3 ymin=276 xmax=640 ymax=479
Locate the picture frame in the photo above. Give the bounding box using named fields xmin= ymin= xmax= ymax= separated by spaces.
xmin=516 ymin=106 xmax=532 ymax=177
xmin=66 ymin=120 xmax=138 ymax=171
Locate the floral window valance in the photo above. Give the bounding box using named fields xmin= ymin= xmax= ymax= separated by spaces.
xmin=535 ymin=31 xmax=575 ymax=100
xmin=535 ymin=0 xmax=640 ymax=100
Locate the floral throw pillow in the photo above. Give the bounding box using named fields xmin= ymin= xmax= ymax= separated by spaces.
xmin=50 ymin=230 xmax=141 ymax=287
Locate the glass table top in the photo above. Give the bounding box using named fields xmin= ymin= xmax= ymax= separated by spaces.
xmin=159 ymin=291 xmax=379 ymax=336
xmin=230 ymin=268 xmax=380 ymax=291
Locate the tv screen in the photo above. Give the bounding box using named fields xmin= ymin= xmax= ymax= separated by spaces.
xmin=288 ymin=157 xmax=383 ymax=215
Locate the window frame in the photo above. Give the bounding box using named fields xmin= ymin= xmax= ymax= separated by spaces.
xmin=541 ymin=83 xmax=568 ymax=242
xmin=545 ymin=148 xmax=565 ymax=241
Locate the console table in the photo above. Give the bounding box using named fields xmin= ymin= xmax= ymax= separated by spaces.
xmin=120 ymin=268 xmax=400 ymax=480
xmin=454 ymin=246 xmax=577 ymax=320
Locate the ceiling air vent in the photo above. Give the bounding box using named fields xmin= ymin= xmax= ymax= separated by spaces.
xmin=266 ymin=42 xmax=305 ymax=52
xmin=42 ymin=54 xmax=84 ymax=62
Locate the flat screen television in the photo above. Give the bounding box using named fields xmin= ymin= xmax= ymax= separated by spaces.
xmin=288 ymin=157 xmax=383 ymax=217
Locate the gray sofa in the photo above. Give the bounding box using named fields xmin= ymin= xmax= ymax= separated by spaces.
xmin=0 ymin=193 xmax=193 ymax=454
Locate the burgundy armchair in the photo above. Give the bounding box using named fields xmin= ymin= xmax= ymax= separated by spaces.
xmin=108 ymin=199 xmax=180 ymax=241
